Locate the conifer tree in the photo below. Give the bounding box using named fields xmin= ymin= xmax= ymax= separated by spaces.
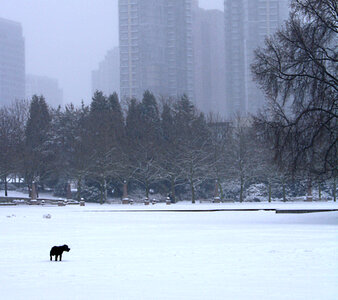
xmin=174 ymin=95 xmax=212 ymax=203
xmin=24 ymin=95 xmax=51 ymax=194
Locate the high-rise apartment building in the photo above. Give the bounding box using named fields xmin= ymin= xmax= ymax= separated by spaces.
xmin=92 ymin=47 xmax=120 ymax=97
xmin=193 ymin=5 xmax=226 ymax=117
xmin=245 ymin=0 xmax=289 ymax=114
xmin=224 ymin=0 xmax=246 ymax=117
xmin=0 ymin=18 xmax=25 ymax=106
xmin=26 ymin=74 xmax=63 ymax=107
xmin=279 ymin=0 xmax=290 ymax=23
xmin=119 ymin=0 xmax=193 ymax=100
xmin=224 ymin=0 xmax=290 ymax=118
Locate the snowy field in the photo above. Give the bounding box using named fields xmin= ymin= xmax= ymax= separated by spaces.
xmin=1 ymin=203 xmax=337 ymax=300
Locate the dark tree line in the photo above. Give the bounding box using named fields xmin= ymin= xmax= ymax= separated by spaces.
xmin=0 ymin=90 xmax=335 ymax=203
xmin=0 ymin=100 xmax=28 ymax=196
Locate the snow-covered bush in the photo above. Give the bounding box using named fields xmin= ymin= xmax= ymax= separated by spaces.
xmin=80 ymin=185 xmax=101 ymax=203
xmin=221 ymin=181 xmax=241 ymax=201
xmin=53 ymin=179 xmax=69 ymax=197
xmin=245 ymin=183 xmax=267 ymax=202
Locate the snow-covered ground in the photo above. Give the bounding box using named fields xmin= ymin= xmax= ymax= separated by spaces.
xmin=1 ymin=203 xmax=337 ymax=300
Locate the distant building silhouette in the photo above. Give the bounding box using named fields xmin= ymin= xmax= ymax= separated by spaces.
xmin=26 ymin=74 xmax=63 ymax=107
xmin=224 ymin=0 xmax=246 ymax=118
xmin=118 ymin=0 xmax=193 ymax=100
xmin=0 ymin=18 xmax=25 ymax=106
xmin=92 ymin=47 xmax=120 ymax=97
xmin=225 ymin=0 xmax=290 ymax=118
xmin=193 ymin=4 xmax=226 ymax=117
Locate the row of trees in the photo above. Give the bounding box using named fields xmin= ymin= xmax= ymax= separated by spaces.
xmin=0 ymin=90 xmax=335 ymax=203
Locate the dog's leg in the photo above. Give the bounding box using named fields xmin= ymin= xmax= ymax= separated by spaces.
xmin=55 ymin=255 xmax=58 ymax=261
xmin=60 ymin=254 xmax=62 ymax=261
xmin=50 ymin=255 xmax=52 ymax=261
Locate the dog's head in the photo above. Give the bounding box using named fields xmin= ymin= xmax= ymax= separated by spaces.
xmin=62 ymin=245 xmax=71 ymax=252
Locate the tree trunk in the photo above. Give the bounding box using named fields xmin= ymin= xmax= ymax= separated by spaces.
xmin=145 ymin=180 xmax=149 ymax=199
xmin=240 ymin=175 xmax=244 ymax=203
xmin=333 ymin=177 xmax=336 ymax=202
xmin=170 ymin=176 xmax=176 ymax=203
xmin=99 ymin=178 xmax=104 ymax=205
xmin=100 ymin=188 xmax=103 ymax=205
xmin=189 ymin=164 xmax=195 ymax=204
xmin=191 ymin=182 xmax=195 ymax=204
xmin=219 ymin=183 xmax=224 ymax=200
xmin=318 ymin=182 xmax=322 ymax=201
xmin=36 ymin=182 xmax=39 ymax=198
xmin=77 ymin=177 xmax=82 ymax=201
xmin=282 ymin=179 xmax=286 ymax=202
xmin=4 ymin=175 xmax=8 ymax=197
xmin=307 ymin=176 xmax=313 ymax=201
xmin=100 ymin=188 xmax=104 ymax=205
xmin=103 ymin=178 xmax=107 ymax=203
xmin=190 ymin=175 xmax=195 ymax=203
xmin=268 ymin=182 xmax=271 ymax=203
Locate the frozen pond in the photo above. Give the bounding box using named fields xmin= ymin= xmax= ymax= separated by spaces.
xmin=1 ymin=203 xmax=337 ymax=300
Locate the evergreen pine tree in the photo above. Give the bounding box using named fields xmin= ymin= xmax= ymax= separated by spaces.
xmin=24 ymin=95 xmax=51 ymax=193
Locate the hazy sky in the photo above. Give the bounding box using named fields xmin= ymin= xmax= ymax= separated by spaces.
xmin=1 ymin=0 xmax=223 ymax=106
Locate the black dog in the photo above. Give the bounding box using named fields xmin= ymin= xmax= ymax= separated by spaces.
xmin=50 ymin=245 xmax=70 ymax=261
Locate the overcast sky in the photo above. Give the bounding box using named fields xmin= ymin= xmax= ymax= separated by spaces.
xmin=1 ymin=0 xmax=223 ymax=106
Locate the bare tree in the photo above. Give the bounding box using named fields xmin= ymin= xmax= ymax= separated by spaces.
xmin=0 ymin=100 xmax=28 ymax=196
xmin=252 ymin=0 xmax=337 ymax=182
xmin=226 ymin=116 xmax=260 ymax=202
xmin=177 ymin=138 xmax=212 ymax=203
xmin=207 ymin=115 xmax=232 ymax=200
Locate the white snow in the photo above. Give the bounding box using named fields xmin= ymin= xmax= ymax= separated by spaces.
xmin=0 ymin=203 xmax=337 ymax=300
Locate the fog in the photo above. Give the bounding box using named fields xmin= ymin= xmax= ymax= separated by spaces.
xmin=1 ymin=0 xmax=223 ymax=106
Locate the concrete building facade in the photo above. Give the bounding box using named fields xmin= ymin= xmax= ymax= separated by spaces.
xmin=224 ymin=0 xmax=246 ymax=118
xmin=193 ymin=5 xmax=226 ymax=117
xmin=118 ymin=0 xmax=193 ymax=100
xmin=224 ymin=0 xmax=290 ymax=118
xmin=92 ymin=47 xmax=120 ymax=97
xmin=0 ymin=18 xmax=25 ymax=106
